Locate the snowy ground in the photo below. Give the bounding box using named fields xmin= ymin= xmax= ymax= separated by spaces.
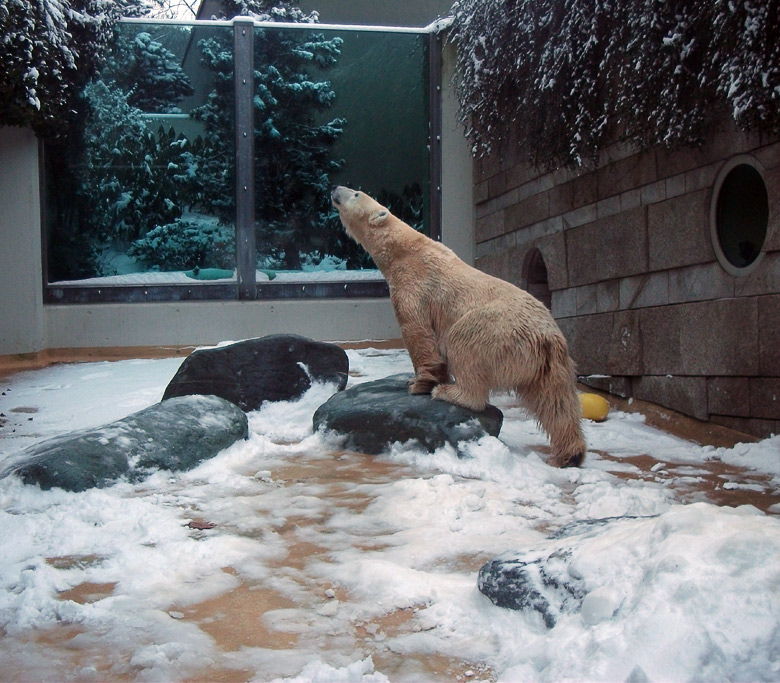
xmin=0 ymin=347 xmax=779 ymax=682
xmin=50 ymin=267 xmax=384 ymax=286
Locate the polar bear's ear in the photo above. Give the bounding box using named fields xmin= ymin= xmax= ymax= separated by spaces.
xmin=369 ymin=209 xmax=389 ymax=226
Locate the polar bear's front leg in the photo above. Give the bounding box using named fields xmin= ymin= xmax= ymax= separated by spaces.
xmin=408 ymin=360 xmax=449 ymax=395
xmin=400 ymin=322 xmax=448 ymax=395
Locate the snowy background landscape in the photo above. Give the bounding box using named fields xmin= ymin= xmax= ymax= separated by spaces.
xmin=1 ymin=346 xmax=779 ymax=682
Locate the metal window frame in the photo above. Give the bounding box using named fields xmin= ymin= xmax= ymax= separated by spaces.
xmin=41 ymin=17 xmax=444 ymax=305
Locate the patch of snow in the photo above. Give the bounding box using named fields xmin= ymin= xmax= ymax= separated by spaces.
xmin=0 ymin=348 xmax=778 ymax=681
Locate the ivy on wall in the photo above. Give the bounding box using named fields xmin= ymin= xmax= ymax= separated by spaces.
xmin=449 ymin=0 xmax=780 ymax=169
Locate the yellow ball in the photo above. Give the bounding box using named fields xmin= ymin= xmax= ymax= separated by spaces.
xmin=579 ymin=392 xmax=610 ymax=422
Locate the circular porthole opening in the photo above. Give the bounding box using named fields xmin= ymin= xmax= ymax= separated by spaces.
xmin=711 ymin=158 xmax=769 ymax=276
xmin=523 ymin=248 xmax=551 ymax=309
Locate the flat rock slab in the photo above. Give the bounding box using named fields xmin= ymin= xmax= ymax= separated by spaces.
xmin=163 ymin=334 xmax=349 ymax=411
xmin=0 ymin=395 xmax=248 ymax=492
xmin=312 ymin=373 xmax=503 ymax=455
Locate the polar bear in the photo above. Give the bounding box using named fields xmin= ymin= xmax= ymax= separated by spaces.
xmin=331 ymin=186 xmax=586 ymax=467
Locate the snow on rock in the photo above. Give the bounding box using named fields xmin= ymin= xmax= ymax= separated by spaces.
xmin=486 ymin=503 xmax=780 ymax=682
xmin=478 ymin=502 xmax=780 ymax=647
xmin=478 ymin=548 xmax=585 ymax=628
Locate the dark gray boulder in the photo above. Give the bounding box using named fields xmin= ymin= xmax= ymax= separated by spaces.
xmin=0 ymin=395 xmax=248 ymax=492
xmin=162 ymin=335 xmax=349 ymax=411
xmin=478 ymin=550 xmax=585 ymax=628
xmin=312 ymin=373 xmax=503 ymax=455
xmin=478 ymin=516 xmax=651 ymax=626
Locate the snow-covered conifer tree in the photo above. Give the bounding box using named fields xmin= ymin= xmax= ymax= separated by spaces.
xmin=0 ymin=0 xmax=158 ymax=134
xmin=189 ymin=0 xmax=346 ymax=269
xmin=104 ymin=30 xmax=194 ymax=113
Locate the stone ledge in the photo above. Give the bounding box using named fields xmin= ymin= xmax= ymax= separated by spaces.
xmin=0 ymin=345 xmax=197 ymax=378
xmin=710 ymin=415 xmax=780 ymax=440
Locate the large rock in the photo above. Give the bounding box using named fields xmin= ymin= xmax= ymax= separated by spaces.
xmin=478 ymin=516 xmax=655 ymax=627
xmin=312 ymin=373 xmax=503 ymax=455
xmin=0 ymin=395 xmax=248 ymax=492
xmin=478 ymin=550 xmax=585 ymax=628
xmin=163 ymin=335 xmax=349 ymax=411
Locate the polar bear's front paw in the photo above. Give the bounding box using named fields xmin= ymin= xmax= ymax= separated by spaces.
xmin=408 ymin=377 xmax=436 ymax=395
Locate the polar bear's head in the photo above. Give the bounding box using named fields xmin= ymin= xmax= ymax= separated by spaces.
xmin=331 ymin=186 xmax=390 ymax=244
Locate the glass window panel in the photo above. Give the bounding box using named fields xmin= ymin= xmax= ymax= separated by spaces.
xmin=42 ymin=19 xmax=432 ymax=297
xmin=251 ymin=26 xmax=429 ymax=284
xmin=43 ymin=23 xmax=237 ymax=285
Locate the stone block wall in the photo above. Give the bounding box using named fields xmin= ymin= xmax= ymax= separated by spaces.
xmin=473 ymin=120 xmax=780 ymax=437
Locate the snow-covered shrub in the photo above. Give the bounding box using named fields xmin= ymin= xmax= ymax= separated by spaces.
xmin=79 ymin=81 xmax=187 ymax=243
xmin=128 ymin=219 xmax=236 ymax=271
xmin=204 ymin=1 xmax=319 ymax=23
xmin=0 ymin=0 xmax=153 ymax=134
xmin=450 ymin=0 xmax=780 ymax=168
xmin=299 ymin=253 xmax=347 ymax=272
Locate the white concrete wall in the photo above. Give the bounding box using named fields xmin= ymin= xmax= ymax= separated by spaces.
xmin=0 ymin=127 xmax=45 ymax=356
xmin=44 ymin=299 xmax=400 ymax=348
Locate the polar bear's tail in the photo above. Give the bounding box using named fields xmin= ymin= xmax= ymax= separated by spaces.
xmin=522 ymin=334 xmax=586 ymax=468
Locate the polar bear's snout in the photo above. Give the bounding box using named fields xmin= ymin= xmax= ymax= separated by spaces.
xmin=331 ymin=185 xmax=360 ymax=208
xmin=331 ymin=185 xmax=348 ymax=206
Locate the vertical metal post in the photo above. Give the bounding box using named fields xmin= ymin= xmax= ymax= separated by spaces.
xmin=234 ymin=19 xmax=255 ymax=299
xmin=428 ymin=30 xmax=443 ymax=242
xmin=38 ymin=138 xmax=50 ymax=288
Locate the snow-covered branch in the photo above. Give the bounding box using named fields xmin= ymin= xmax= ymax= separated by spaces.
xmin=0 ymin=0 xmax=177 ymax=133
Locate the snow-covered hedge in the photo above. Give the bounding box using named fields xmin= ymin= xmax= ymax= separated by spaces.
xmin=128 ymin=219 xmax=236 ymax=271
xmin=450 ymin=0 xmax=780 ymax=168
